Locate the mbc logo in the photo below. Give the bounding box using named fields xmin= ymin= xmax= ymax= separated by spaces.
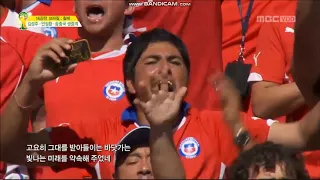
xmin=256 ymin=15 xmax=296 ymax=23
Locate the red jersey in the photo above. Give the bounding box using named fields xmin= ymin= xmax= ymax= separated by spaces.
xmin=222 ymin=1 xmax=294 ymax=112
xmin=247 ymin=2 xmax=320 ymax=178
xmin=247 ymin=2 xmax=308 ymax=122
xmin=46 ymin=103 xmax=273 ymax=179
xmin=0 ymin=27 xmax=51 ymax=112
xmin=37 ymin=45 xmax=130 ymax=179
xmin=128 ymin=0 xmax=222 ymax=110
xmin=44 ymin=45 xmax=129 ymax=127
xmin=222 ymin=0 xmax=269 ymax=69
xmin=222 ymin=1 xmax=292 ymax=70
xmin=0 ymin=27 xmax=50 ymax=179
xmin=22 ymin=0 xmax=78 ymax=39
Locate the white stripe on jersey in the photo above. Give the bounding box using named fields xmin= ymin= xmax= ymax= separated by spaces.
xmin=219 ymin=162 xmax=226 ymax=179
xmin=92 ymin=33 xmax=133 ymax=60
xmin=4 ymin=164 xmax=29 ymax=179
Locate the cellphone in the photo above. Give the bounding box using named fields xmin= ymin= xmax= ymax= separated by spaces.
xmin=62 ymin=39 xmax=91 ymax=67
xmin=224 ymin=60 xmax=252 ymax=98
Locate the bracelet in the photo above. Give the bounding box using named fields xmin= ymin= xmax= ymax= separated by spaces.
xmin=14 ymin=94 xmax=33 ymax=109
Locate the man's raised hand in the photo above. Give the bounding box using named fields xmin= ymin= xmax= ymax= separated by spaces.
xmin=212 ymin=73 xmax=242 ymax=126
xmin=133 ymin=81 xmax=187 ymax=127
xmin=25 ymin=38 xmax=76 ymax=86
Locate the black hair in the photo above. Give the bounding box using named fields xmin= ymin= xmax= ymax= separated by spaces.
xmin=0 ymin=1 xmax=15 ymax=10
xmin=123 ymin=28 xmax=190 ymax=104
xmin=226 ymin=141 xmax=310 ymax=179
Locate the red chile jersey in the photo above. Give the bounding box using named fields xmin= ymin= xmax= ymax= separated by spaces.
xmin=0 ymin=27 xmax=51 ymax=112
xmin=221 ymin=0 xmax=291 ymax=70
xmin=45 ymin=103 xmax=274 ymax=179
xmin=247 ymin=1 xmax=320 ymax=177
xmin=126 ymin=0 xmax=223 ymax=110
xmin=247 ymin=1 xmax=308 ymax=123
xmin=0 ymin=26 xmax=51 ymax=178
xmin=43 ymin=43 xmax=130 ymax=125
xmin=37 ymin=43 xmax=130 ymax=178
xmin=1 ymin=7 xmax=48 ymax=178
xmin=22 ymin=0 xmax=78 ymax=39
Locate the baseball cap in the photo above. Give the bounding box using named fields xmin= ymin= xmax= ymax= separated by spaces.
xmin=114 ymin=126 xmax=150 ymax=166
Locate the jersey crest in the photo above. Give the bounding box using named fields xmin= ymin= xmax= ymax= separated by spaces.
xmin=103 ymin=80 xmax=125 ymax=101
xmin=179 ymin=137 xmax=200 ymax=159
xmin=43 ymin=27 xmax=58 ymax=38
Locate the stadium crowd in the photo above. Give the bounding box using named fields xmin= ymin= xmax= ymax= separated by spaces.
xmin=0 ymin=0 xmax=319 ymax=179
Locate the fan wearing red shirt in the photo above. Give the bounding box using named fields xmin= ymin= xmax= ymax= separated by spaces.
xmin=222 ymin=0 xmax=290 ymax=70
xmin=221 ymin=0 xmax=295 ymax=113
xmin=222 ymin=0 xmax=264 ymax=69
xmin=0 ymin=27 xmax=51 ymax=180
xmin=34 ymin=0 xmax=134 ymax=179
xmin=43 ymin=0 xmax=133 ymax=135
xmin=247 ymin=2 xmax=320 ymax=178
xmin=2 ymin=0 xmax=134 ymax=178
xmin=247 ymin=1 xmax=306 ymax=121
xmin=20 ymin=0 xmax=78 ymax=39
xmin=0 ymin=6 xmax=51 ymax=116
xmin=0 ymin=6 xmax=51 ymax=178
xmin=0 ymin=21 xmax=51 ymax=113
xmin=127 ymin=0 xmax=223 ymax=110
xmin=2 ymin=28 xmax=320 ymax=179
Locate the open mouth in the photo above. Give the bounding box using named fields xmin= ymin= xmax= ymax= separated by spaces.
xmin=86 ymin=5 xmax=105 ymax=21
xmin=157 ymin=80 xmax=176 ymax=92
xmin=138 ymin=174 xmax=153 ymax=179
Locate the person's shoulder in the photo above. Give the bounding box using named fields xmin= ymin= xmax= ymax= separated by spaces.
xmin=0 ymin=27 xmax=26 ymax=47
xmin=261 ymin=3 xmax=296 ymax=34
xmin=1 ymin=26 xmax=49 ymax=45
xmin=1 ymin=27 xmax=22 ymax=38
